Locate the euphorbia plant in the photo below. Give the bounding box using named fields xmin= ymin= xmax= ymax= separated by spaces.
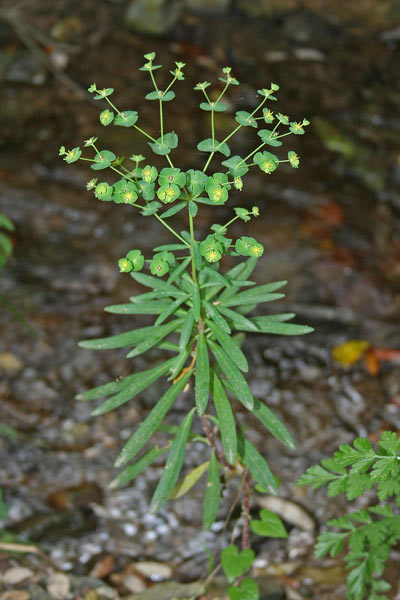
xmin=60 ymin=52 xmax=312 ymax=597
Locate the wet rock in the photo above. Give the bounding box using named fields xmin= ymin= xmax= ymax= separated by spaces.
xmin=283 ymin=9 xmax=339 ymax=46
xmin=125 ymin=0 xmax=183 ymax=35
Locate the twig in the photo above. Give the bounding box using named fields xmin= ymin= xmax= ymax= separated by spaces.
xmin=201 ymin=415 xmax=234 ymax=471
xmin=241 ymin=469 xmax=250 ymax=550
xmin=0 ymin=541 xmax=59 ymax=570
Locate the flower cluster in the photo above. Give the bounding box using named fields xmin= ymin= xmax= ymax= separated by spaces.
xmin=60 ymin=52 xmax=310 ymax=278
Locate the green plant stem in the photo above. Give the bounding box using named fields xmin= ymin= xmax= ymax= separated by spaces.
xmin=154 ymin=212 xmax=189 ymax=247
xmin=202 ymin=96 xmax=268 ymax=173
xmin=159 ymin=100 xmax=164 ymax=144
xmin=276 ymin=131 xmax=292 ymax=139
xmin=221 ymin=214 xmax=240 ymax=230
xmin=241 ymin=469 xmax=251 ymax=550
xmin=104 ymin=96 xmax=122 ymax=116
xmin=163 ymin=76 xmax=177 ymax=95
xmin=211 ymin=110 xmax=215 ymax=148
xmin=216 ymin=82 xmax=229 ymax=103
xmin=149 ymin=69 xmax=159 ymax=93
xmin=188 ymin=208 xmax=197 ymax=284
xmin=237 ymin=141 xmax=265 ymax=168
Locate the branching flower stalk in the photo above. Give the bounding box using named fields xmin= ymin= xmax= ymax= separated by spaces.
xmin=60 ymin=52 xmax=312 ymax=599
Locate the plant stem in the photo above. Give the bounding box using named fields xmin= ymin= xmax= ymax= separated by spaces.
xmin=201 ymin=415 xmax=235 ymax=471
xmin=188 ymin=208 xmax=197 ymax=284
xmin=154 ymin=212 xmax=189 ymax=247
xmin=241 ymin=469 xmax=251 ymax=550
xmin=237 ymin=141 xmax=265 ymax=167
xmin=159 ymin=100 xmax=164 ymax=144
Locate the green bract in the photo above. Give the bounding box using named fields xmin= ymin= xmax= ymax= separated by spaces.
xmin=100 ymin=109 xmax=114 ymax=126
xmin=62 ymin=54 xmax=312 ymax=596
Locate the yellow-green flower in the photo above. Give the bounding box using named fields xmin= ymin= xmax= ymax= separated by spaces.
xmin=118 ymin=258 xmax=132 ymax=273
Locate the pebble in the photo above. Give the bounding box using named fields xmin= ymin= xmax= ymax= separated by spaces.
xmin=2 ymin=567 xmax=34 ymax=586
xmin=46 ymin=572 xmax=71 ymax=600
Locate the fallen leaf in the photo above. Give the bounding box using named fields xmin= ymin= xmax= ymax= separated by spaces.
xmin=332 ymin=340 xmax=370 ymax=366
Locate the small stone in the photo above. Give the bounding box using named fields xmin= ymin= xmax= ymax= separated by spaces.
xmin=123 ymin=574 xmax=146 ymax=593
xmin=133 ymin=561 xmax=173 ymax=581
xmin=293 ymin=47 xmax=326 ymax=61
xmin=0 ymin=353 xmax=23 ymax=372
xmin=47 ymin=572 xmax=70 ymax=600
xmin=2 ymin=567 xmax=34 ymax=586
xmin=125 ymin=0 xmax=182 ymax=35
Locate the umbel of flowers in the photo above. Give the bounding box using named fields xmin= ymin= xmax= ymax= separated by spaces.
xmin=60 ymin=53 xmax=312 ymax=599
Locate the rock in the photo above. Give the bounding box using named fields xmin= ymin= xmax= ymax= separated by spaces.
xmin=2 ymin=567 xmax=34 ymax=586
xmin=124 ymin=581 xmax=203 ymax=600
xmin=263 ymin=50 xmax=288 ymax=63
xmin=293 ymin=47 xmax=325 ymax=61
xmin=0 ymin=352 xmax=23 ymax=372
xmin=133 ymin=561 xmax=173 ymax=581
xmin=237 ymin=0 xmax=297 ymax=16
xmin=125 ymin=0 xmax=183 ymax=35
xmin=257 ymin=496 xmax=315 ymax=531
xmin=46 ymin=573 xmax=70 ymax=600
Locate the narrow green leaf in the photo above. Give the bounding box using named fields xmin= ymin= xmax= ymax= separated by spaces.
xmin=110 ymin=446 xmax=168 ymax=488
xmin=208 ymin=340 xmax=253 ymax=410
xmin=168 ymin=346 xmax=191 ymax=380
xmin=217 ymin=305 xmax=258 ymax=331
xmin=92 ymin=358 xmax=175 ymax=417
xmin=203 ymin=265 xmax=231 ymax=288
xmin=155 ymin=295 xmax=189 ymax=326
xmin=206 ymin=319 xmax=248 ymax=372
xmin=193 ymin=242 xmax=202 ymax=270
xmin=240 ymin=316 xmax=314 ymax=335
xmin=212 ymin=373 xmax=237 ymax=465
xmin=170 ymin=460 xmax=209 ymax=499
xmin=104 ymin=301 xmax=170 ymax=315
xmin=251 ymin=397 xmax=296 ymax=450
xmin=167 ymin=256 xmax=191 ymax=285
xmin=125 ymin=319 xmax=183 ymax=358
xmin=220 ymin=282 xmax=287 ymax=307
xmin=202 ymin=451 xmax=221 ymax=529
xmin=153 ymin=243 xmax=187 ymax=251
xmin=161 ymin=201 xmax=186 ymax=218
xmin=79 ymin=323 xmax=164 ymax=350
xmin=193 ymin=281 xmax=201 ymax=321
xmin=115 ymin=370 xmax=193 ymax=466
xmin=179 ymin=308 xmax=195 ymax=351
xmin=195 ymin=332 xmax=210 ymax=415
xmin=150 ymin=407 xmax=196 ymax=513
xmin=131 ymin=270 xmax=182 ymax=293
xmin=238 ymin=435 xmax=278 ymax=494
xmin=203 ymin=301 xmax=231 ymax=334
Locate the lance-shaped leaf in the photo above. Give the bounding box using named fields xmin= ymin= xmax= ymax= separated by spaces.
xmin=238 ymin=434 xmax=278 ymax=495
xmin=150 ymin=407 xmax=196 ymax=513
xmin=179 ymin=309 xmax=194 ymax=351
xmin=104 ymin=301 xmax=171 ymax=315
xmin=168 ymin=346 xmax=191 ymax=380
xmin=115 ymin=370 xmax=193 ymax=467
xmin=193 ymin=281 xmax=201 ymax=321
xmin=202 ymin=257 xmax=256 ymax=304
xmin=206 ymin=319 xmax=248 ymax=372
xmin=217 ymin=305 xmax=258 ymax=332
xmin=79 ymin=322 xmax=171 ymax=350
xmin=110 ymin=446 xmax=168 ymax=488
xmin=155 ymin=296 xmax=189 ymax=327
xmin=203 ymin=301 xmax=231 ymax=334
xmin=170 ymin=460 xmax=210 ymax=499
xmin=162 ymin=201 xmax=187 ymax=219
xmin=76 ymin=372 xmax=137 ymax=402
xmin=153 ymin=243 xmax=187 ymax=252
xmin=219 ymin=282 xmax=287 ymax=308
xmin=195 ymin=332 xmax=210 ymax=415
xmin=235 ymin=314 xmax=313 ymax=335
xmin=212 ymin=373 xmax=237 ymax=465
xmin=125 ymin=319 xmax=183 ymax=358
xmin=131 ymin=270 xmax=183 ymax=294
xmin=208 ymin=340 xmax=253 ymax=410
xmin=168 ymin=256 xmax=191 ymax=286
xmin=203 ymin=265 xmax=231 ymax=288
xmin=202 ymin=451 xmax=221 ymax=529
xmin=91 ymin=358 xmax=176 ymax=416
